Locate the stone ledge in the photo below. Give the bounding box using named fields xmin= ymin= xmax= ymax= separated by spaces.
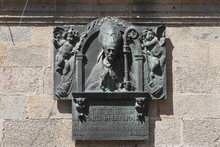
xmin=1 ymin=3 xmax=220 ymax=26
xmin=1 ymin=16 xmax=220 ymax=26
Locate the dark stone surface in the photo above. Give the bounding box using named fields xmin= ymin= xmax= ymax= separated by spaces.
xmin=72 ymin=99 xmax=149 ymax=140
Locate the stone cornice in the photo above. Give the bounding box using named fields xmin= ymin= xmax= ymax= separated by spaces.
xmin=1 ymin=3 xmax=220 ymax=26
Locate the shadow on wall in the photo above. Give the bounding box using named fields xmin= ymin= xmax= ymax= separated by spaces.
xmin=56 ymin=38 xmax=174 ymax=146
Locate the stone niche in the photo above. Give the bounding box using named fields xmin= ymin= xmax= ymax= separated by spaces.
xmin=53 ymin=17 xmax=166 ymax=140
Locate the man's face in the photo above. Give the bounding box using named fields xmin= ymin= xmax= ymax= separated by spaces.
xmin=103 ymin=48 xmax=117 ymax=64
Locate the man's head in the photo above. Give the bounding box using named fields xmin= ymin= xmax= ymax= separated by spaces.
xmin=99 ymin=21 xmax=122 ymax=64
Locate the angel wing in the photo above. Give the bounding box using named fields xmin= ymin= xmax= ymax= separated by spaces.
xmin=156 ymin=25 xmax=166 ymax=46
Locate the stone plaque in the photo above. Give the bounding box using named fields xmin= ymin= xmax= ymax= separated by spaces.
xmin=72 ymin=99 xmax=148 ymax=140
xmin=53 ymin=17 xmax=166 ymax=140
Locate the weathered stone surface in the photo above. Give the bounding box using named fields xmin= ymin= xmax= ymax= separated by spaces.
xmin=0 ymin=67 xmax=43 ymax=94
xmin=137 ymin=118 xmax=181 ymax=146
xmin=167 ymin=27 xmax=220 ymax=68
xmin=28 ymin=95 xmax=71 ymax=119
xmin=0 ymin=43 xmax=49 ymax=66
xmin=172 ymin=42 xmax=209 ymax=67
xmin=167 ymin=27 xmax=220 ymax=44
xmin=0 ymin=44 xmax=6 ymax=55
xmin=56 ymin=119 xmax=75 ymax=147
xmin=32 ymin=27 xmax=53 ymax=44
xmin=0 ymin=94 xmax=27 ymax=119
xmin=0 ymin=26 xmax=31 ymax=43
xmin=175 ymin=67 xmax=220 ymax=94
xmin=209 ymin=43 xmax=220 ymax=67
xmin=43 ymin=67 xmax=53 ymax=95
xmin=0 ymin=119 xmax=3 ymax=146
xmin=153 ymin=118 xmax=181 ymax=146
xmin=183 ymin=119 xmax=220 ymax=146
xmin=0 ymin=44 xmax=6 ymax=66
xmin=2 ymin=120 xmax=57 ymax=147
xmin=173 ymin=94 xmax=220 ymax=119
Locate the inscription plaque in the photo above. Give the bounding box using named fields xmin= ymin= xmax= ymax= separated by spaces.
xmin=53 ymin=17 xmax=166 ymax=140
xmin=72 ymin=100 xmax=148 ymax=140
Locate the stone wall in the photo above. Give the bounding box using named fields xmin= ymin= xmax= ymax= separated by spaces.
xmin=0 ymin=0 xmax=220 ymax=146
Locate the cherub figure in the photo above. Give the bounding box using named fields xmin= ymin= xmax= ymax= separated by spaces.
xmin=140 ymin=25 xmax=166 ymax=96
xmin=53 ymin=27 xmax=86 ymax=98
xmin=54 ymin=27 xmax=80 ymax=75
xmin=140 ymin=25 xmax=166 ymax=79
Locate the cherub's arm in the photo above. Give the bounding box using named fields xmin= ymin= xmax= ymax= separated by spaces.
xmin=142 ymin=37 xmax=158 ymax=47
xmin=53 ymin=39 xmax=66 ymax=49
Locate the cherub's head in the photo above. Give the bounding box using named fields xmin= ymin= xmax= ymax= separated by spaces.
xmin=141 ymin=28 xmax=156 ymax=41
xmin=53 ymin=27 xmax=65 ymax=41
xmin=143 ymin=29 xmax=155 ymax=41
xmin=66 ymin=28 xmax=79 ymax=43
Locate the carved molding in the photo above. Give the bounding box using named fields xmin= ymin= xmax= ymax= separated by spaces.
xmin=1 ymin=3 xmax=220 ymax=26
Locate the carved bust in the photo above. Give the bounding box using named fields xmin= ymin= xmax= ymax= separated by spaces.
xmin=85 ymin=21 xmax=125 ymax=92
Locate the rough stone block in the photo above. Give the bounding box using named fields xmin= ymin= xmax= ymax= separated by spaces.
xmin=31 ymin=27 xmax=54 ymax=67
xmin=0 ymin=67 xmax=43 ymax=94
xmin=137 ymin=118 xmax=181 ymax=146
xmin=183 ymin=119 xmax=220 ymax=146
xmin=0 ymin=26 xmax=31 ymax=43
xmin=209 ymin=43 xmax=220 ymax=67
xmin=0 ymin=44 xmax=6 ymax=66
xmin=167 ymin=27 xmax=220 ymax=67
xmin=56 ymin=119 xmax=75 ymax=147
xmin=43 ymin=67 xmax=53 ymax=95
xmin=28 ymin=95 xmax=71 ymax=119
xmin=167 ymin=27 xmax=220 ymax=44
xmin=0 ymin=44 xmax=6 ymax=56
xmin=172 ymin=42 xmax=209 ymax=67
xmin=0 ymin=119 xmax=3 ymax=146
xmin=0 ymin=43 xmax=49 ymax=66
xmin=2 ymin=120 xmax=57 ymax=147
xmin=175 ymin=67 xmax=220 ymax=94
xmin=153 ymin=118 xmax=181 ymax=146
xmin=0 ymin=94 xmax=27 ymax=119
xmin=32 ymin=27 xmax=53 ymax=44
xmin=173 ymin=94 xmax=220 ymax=119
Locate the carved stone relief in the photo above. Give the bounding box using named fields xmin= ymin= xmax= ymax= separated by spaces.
xmin=53 ymin=17 xmax=166 ymax=140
